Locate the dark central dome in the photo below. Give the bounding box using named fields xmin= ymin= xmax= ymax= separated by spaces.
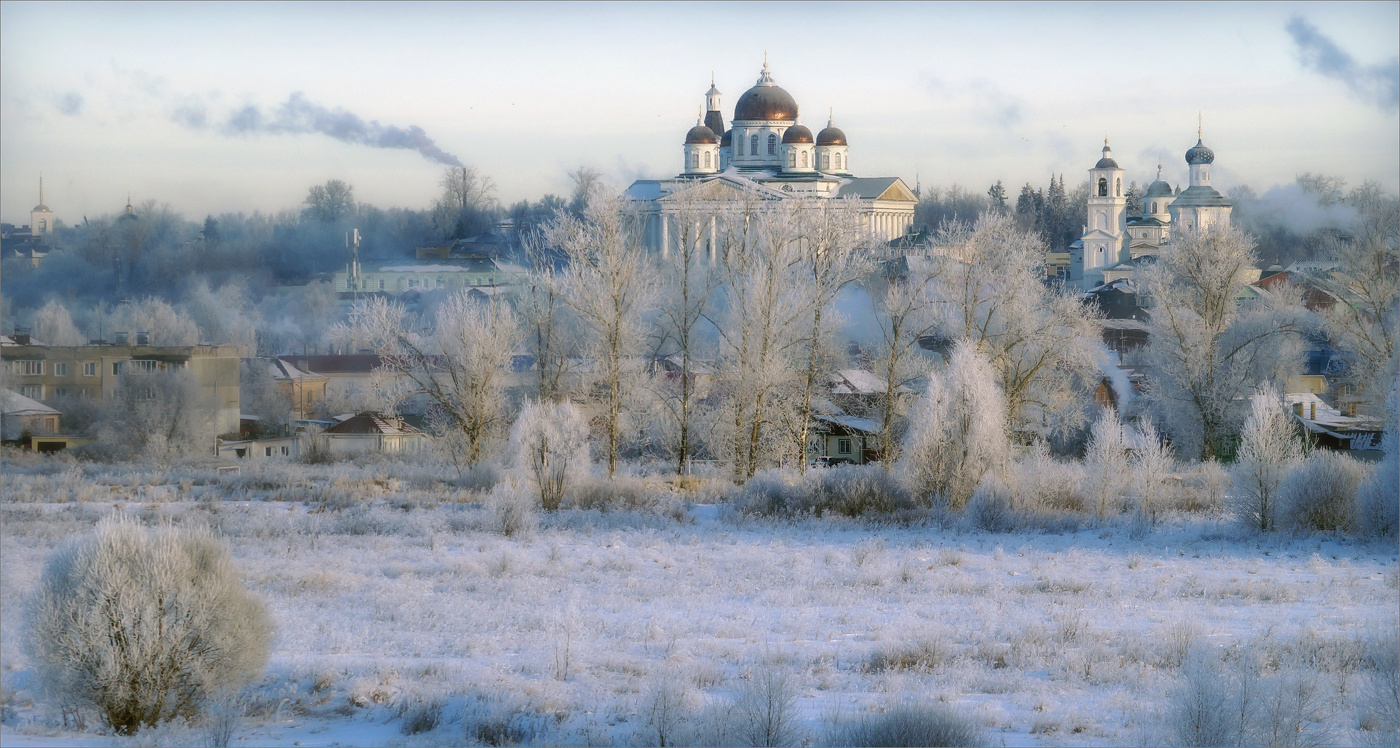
xmin=734 ymin=85 xmax=798 ymax=121
xmin=1185 ymin=139 xmax=1214 ymax=165
xmin=733 ymin=62 xmax=797 ymax=122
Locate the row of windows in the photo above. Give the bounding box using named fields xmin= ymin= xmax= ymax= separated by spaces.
xmin=689 ymin=151 xmax=715 ymax=169
xmin=17 ymin=385 xmax=97 ymax=400
xmin=1096 ymin=177 xmax=1123 ymax=197
xmin=11 ymin=360 xmax=99 ymax=377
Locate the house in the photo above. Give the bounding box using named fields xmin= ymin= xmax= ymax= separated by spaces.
xmin=1 ymin=388 xmax=60 ymax=441
xmin=826 ymin=369 xmax=910 ymax=416
xmin=265 ymin=358 xmax=328 ymax=419
xmin=1285 ymin=392 xmax=1383 ymax=452
xmin=811 ymin=414 xmax=881 ymax=465
xmin=315 ymin=411 xmax=428 ymax=456
xmin=216 ymin=435 xmax=304 ymax=460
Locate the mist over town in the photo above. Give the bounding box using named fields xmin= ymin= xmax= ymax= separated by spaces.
xmin=1 ymin=3 xmax=1397 ymax=747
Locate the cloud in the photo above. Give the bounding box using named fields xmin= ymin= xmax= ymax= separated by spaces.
xmin=1286 ymin=15 xmax=1399 ymax=112
xmin=921 ymin=74 xmax=1025 ymax=129
xmin=207 ymin=92 xmax=463 ymax=167
xmin=55 ymin=92 xmax=83 ymax=116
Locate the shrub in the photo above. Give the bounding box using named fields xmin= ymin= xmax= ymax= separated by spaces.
xmin=1231 ymin=388 xmax=1302 ymax=531
xmin=508 ymin=400 xmax=591 ymax=511
xmin=1356 ymin=394 xmax=1399 ymax=538
xmin=1277 ymin=451 xmax=1370 ymax=533
xmin=737 ymin=464 xmax=914 ymax=518
xmin=829 ymin=699 xmax=987 ymax=747
xmin=486 ymin=480 xmax=537 ymax=538
xmin=24 ymin=515 xmax=272 ymax=734
xmin=731 ymin=664 xmax=804 ymax=747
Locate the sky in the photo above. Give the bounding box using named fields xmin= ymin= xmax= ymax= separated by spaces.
xmin=2 ymin=1 xmax=1397 ymax=226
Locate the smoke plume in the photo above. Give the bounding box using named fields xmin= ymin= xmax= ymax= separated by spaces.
xmin=194 ymin=92 xmax=463 ymax=166
xmin=1286 ymin=15 xmax=1399 ymax=112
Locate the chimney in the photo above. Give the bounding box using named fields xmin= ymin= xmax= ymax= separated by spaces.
xmin=11 ymin=326 xmax=31 ymax=345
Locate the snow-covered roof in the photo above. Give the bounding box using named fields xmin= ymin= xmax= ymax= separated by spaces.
xmin=323 ymin=412 xmax=423 ymax=435
xmin=1283 ymin=392 xmax=1382 ymax=433
xmin=829 ymin=369 xmax=908 ymax=396
xmin=268 ymin=358 xmax=325 ymax=381
xmin=813 ymin=413 xmax=881 ymax=434
xmin=1 ymin=388 xmax=59 ymax=416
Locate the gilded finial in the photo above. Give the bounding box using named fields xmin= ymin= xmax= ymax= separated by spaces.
xmin=1198 ymin=112 xmax=1202 ymax=139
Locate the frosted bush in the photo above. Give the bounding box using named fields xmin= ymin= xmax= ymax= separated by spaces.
xmin=24 ymin=515 xmax=272 ymax=734
xmin=1162 ymin=643 xmax=1333 ymax=747
xmin=1277 ymin=451 xmax=1370 ymax=533
xmin=1232 ymin=387 xmax=1303 ymax=531
xmin=1178 ymin=460 xmax=1231 ymax=515
xmin=487 ymin=480 xmax=537 ymax=537
xmin=736 ymin=464 xmax=913 ymax=518
xmin=828 ymin=698 xmax=987 ymax=747
xmin=1130 ymin=418 xmax=1174 ymax=532
xmin=508 ymin=400 xmax=591 ymax=511
xmin=898 ymin=344 xmax=1009 ymax=509
xmin=1357 ymin=388 xmax=1399 ymax=538
xmin=730 ymin=663 xmax=804 ymax=747
xmin=1356 ymin=630 xmax=1400 ymax=744
xmin=1083 ymin=407 xmax=1130 ymax=518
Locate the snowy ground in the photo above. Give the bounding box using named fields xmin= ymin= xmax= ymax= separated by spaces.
xmin=1 ymin=471 xmax=1397 ymax=746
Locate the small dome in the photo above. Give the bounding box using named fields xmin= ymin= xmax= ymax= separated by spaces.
xmin=782 ymin=124 xmax=813 ymax=144
xmin=720 ymin=129 xmax=732 ymax=147
xmin=685 ymin=123 xmax=718 ymax=145
xmin=1094 ymin=141 xmax=1118 ymax=169
xmin=33 ymin=203 xmax=51 ymax=212
xmin=817 ymin=113 xmax=846 ymax=146
xmin=1185 ymin=138 xmax=1214 ymax=165
xmin=733 ymin=61 xmax=798 ymax=121
xmin=1145 ymin=179 xmax=1174 ymax=198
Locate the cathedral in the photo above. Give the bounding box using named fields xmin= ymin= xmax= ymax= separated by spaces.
xmin=1070 ymin=124 xmax=1233 ymax=289
xmin=626 ymin=60 xmax=918 ymax=254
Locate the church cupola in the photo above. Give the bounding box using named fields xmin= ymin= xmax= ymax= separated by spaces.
xmin=1143 ymin=163 xmax=1175 ymax=220
xmin=815 ymin=109 xmax=849 ymax=174
xmin=1185 ymin=117 xmax=1215 ymax=188
xmin=682 ymin=108 xmax=720 ymax=176
xmin=731 ymin=55 xmax=798 ymax=168
xmin=30 ymin=176 xmax=53 ymax=236
xmin=780 ymin=121 xmax=815 ymax=173
xmin=1168 ymin=116 xmax=1232 ymax=232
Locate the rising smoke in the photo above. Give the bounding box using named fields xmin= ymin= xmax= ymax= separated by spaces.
xmin=1286 ymin=15 xmax=1399 ymax=112
xmin=183 ymin=91 xmax=463 ymax=166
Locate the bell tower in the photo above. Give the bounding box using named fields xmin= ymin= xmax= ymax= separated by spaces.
xmin=1080 ymin=139 xmax=1128 ymax=287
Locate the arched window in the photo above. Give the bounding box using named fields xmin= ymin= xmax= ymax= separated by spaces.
xmin=703 ymin=151 xmax=711 ymax=168
xmin=821 ymin=153 xmax=830 ymax=170
xmin=750 ymin=134 xmax=759 ymax=155
xmin=691 ymin=152 xmax=699 ymax=168
xmin=1152 ymin=201 xmax=1157 ymax=213
xmin=1115 ymin=178 xmax=1121 ymax=196
xmin=835 ymin=153 xmax=842 ymax=170
xmin=767 ymin=133 xmax=777 ymax=155
xmin=788 ymin=150 xmax=795 ymax=167
xmin=800 ymin=150 xmax=808 ymax=168
xmin=1097 ymin=178 xmax=1108 ymax=197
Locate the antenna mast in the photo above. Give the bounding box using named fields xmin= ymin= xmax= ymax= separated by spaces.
xmin=347 ymin=228 xmax=361 ymax=301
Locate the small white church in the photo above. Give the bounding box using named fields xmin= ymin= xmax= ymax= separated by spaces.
xmin=626 ymin=60 xmax=918 ymax=254
xmin=1070 ymin=125 xmax=1234 ymax=289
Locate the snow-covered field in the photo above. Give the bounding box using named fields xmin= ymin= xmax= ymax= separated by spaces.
xmin=1 ymin=462 xmax=1397 ymax=747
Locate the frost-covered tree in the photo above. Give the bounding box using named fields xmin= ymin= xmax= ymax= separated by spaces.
xmin=509 ymin=400 xmax=591 ymax=512
xmin=518 ymin=235 xmax=579 ymax=402
xmin=1141 ymin=225 xmax=1310 ymax=460
xmin=710 ymin=193 xmax=809 ymax=479
xmin=1130 ymin=418 xmax=1173 ymax=531
xmin=545 ymin=186 xmax=660 ymax=477
xmin=184 ymin=279 xmax=259 ymax=349
xmin=30 ymin=300 xmax=85 ymax=346
xmin=103 ymin=369 xmax=217 ymax=461
xmin=340 ymin=292 xmax=521 ymax=463
xmin=1083 ymin=407 xmax=1129 ymax=518
xmin=865 ymin=261 xmax=942 ymax=465
xmin=25 ymin=516 xmax=272 ymax=734
xmin=789 ymin=198 xmax=874 ymax=472
xmin=652 ymin=190 xmax=720 ymax=474
xmin=1232 ymin=386 xmax=1302 ymax=531
xmin=928 ymin=214 xmax=1102 ymax=441
xmin=1315 ymin=195 xmax=1399 ymax=418
xmin=1357 ymin=386 xmax=1399 ymax=537
xmin=107 ymin=298 xmax=200 ymax=346
xmin=898 ymin=343 xmax=1009 ymax=508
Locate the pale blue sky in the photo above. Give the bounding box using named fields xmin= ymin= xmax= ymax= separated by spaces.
xmin=2 ymin=1 xmax=1396 ymax=225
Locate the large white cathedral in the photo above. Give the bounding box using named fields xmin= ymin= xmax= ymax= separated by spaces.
xmin=626 ymin=60 xmax=918 ymax=254
xmin=1070 ymin=125 xmax=1234 ymax=289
